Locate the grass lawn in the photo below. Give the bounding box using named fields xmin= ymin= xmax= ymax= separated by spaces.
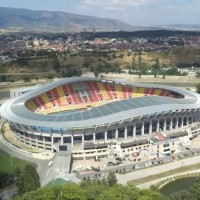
xmin=128 ymin=163 xmax=200 ymax=185
xmin=0 ymin=149 xmax=33 ymax=174
xmin=46 ymin=178 xmax=70 ymax=188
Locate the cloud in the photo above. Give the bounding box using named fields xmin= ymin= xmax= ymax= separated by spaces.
xmin=83 ymin=0 xmax=156 ymax=10
xmin=22 ymin=0 xmax=30 ymax=4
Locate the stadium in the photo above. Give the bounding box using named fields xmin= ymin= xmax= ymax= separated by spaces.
xmin=1 ymin=77 xmax=200 ymax=160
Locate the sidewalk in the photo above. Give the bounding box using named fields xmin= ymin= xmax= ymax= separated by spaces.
xmin=116 ymin=155 xmax=200 ymax=186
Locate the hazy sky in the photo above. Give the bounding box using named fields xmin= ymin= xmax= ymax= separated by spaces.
xmin=0 ymin=0 xmax=200 ymax=26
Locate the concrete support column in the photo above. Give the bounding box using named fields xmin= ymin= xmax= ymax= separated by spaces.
xmin=141 ymin=121 xmax=144 ymax=136
xmin=192 ymin=115 xmax=195 ymax=123
xmin=156 ymin=119 xmax=160 ymax=132
xmin=186 ymin=116 xmax=189 ymax=125
xmin=105 ymin=131 xmax=107 ymax=142
xmin=43 ymin=136 xmax=46 ymax=150
xmin=23 ymin=134 xmax=26 ymax=143
xmin=149 ymin=120 xmax=152 ymax=136
xmin=61 ymin=135 xmax=63 ymax=144
xmin=176 ymin=117 xmax=179 ymax=130
xmin=133 ymin=123 xmax=136 ymax=139
xmin=124 ymin=127 xmax=127 ymax=140
xmin=71 ymin=135 xmax=74 ymax=147
xmin=163 ymin=118 xmax=166 ymax=133
xmin=82 ymin=135 xmax=84 ymax=146
xmin=28 ymin=135 xmax=31 ymax=144
xmin=36 ymin=136 xmax=38 ymax=148
xmin=115 ymin=128 xmax=118 ymax=139
xmin=170 ymin=117 xmax=173 ymax=130
xmin=198 ymin=113 xmax=200 ymax=122
xmin=93 ymin=133 xmax=96 ymax=143
xmin=51 ymin=135 xmax=54 ymax=151
xmin=181 ymin=117 xmax=184 ymax=128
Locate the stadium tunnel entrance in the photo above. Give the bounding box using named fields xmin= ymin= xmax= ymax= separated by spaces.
xmin=52 ymin=137 xmax=72 ymax=153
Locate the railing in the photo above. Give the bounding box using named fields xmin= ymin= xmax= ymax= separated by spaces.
xmin=76 ymin=148 xmax=200 ymax=181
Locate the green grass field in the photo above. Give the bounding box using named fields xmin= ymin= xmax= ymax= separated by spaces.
xmin=46 ymin=178 xmax=70 ymax=188
xmin=0 ymin=149 xmax=33 ymax=174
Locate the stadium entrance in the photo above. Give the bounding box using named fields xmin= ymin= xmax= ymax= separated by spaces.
xmin=59 ymin=145 xmax=68 ymax=151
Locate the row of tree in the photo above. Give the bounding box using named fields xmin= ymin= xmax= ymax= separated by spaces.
xmin=0 ymin=164 xmax=39 ymax=197
xmin=82 ymin=30 xmax=200 ymax=40
xmin=12 ymin=174 xmax=200 ymax=200
xmin=12 ymin=172 xmax=163 ymax=200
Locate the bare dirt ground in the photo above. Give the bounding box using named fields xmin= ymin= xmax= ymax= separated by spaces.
xmin=102 ymin=74 xmax=200 ymax=85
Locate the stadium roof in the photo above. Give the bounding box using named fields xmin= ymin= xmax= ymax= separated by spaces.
xmin=0 ymin=77 xmax=200 ymax=129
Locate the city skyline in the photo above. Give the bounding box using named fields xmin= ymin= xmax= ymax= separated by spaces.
xmin=1 ymin=0 xmax=200 ymax=26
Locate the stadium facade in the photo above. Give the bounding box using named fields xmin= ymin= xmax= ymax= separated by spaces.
xmin=0 ymin=77 xmax=200 ymax=159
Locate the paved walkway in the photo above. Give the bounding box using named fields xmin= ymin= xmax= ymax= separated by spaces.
xmin=116 ymin=155 xmax=200 ymax=186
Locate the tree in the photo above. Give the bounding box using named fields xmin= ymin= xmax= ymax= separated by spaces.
xmin=170 ymin=190 xmax=192 ymax=200
xmin=138 ymin=71 xmax=142 ymax=78
xmin=0 ymin=75 xmax=7 ymax=82
xmin=166 ymin=67 xmax=179 ymax=75
xmin=162 ymin=71 xmax=166 ymax=79
xmin=138 ymin=55 xmax=142 ymax=70
xmin=52 ymin=57 xmax=61 ymax=72
xmin=94 ymin=70 xmax=99 ymax=78
xmin=81 ymin=180 xmax=108 ymax=200
xmin=97 ymin=185 xmax=140 ymax=200
xmin=196 ymin=72 xmax=200 ymax=79
xmin=65 ymin=68 xmax=82 ymax=77
xmin=189 ymin=177 xmax=200 ymax=200
xmin=140 ymin=189 xmax=163 ymax=200
xmin=82 ymin=57 xmax=91 ymax=68
xmin=47 ymin=73 xmax=54 ymax=79
xmin=6 ymin=76 xmax=15 ymax=82
xmin=127 ymin=52 xmax=131 ymax=56
xmin=107 ymin=171 xmax=117 ymax=187
xmin=155 ymin=59 xmax=160 ymax=70
xmin=154 ymin=71 xmax=157 ymax=78
xmin=0 ymin=171 xmax=9 ymax=187
xmin=132 ymin=56 xmax=136 ymax=70
xmin=23 ymin=75 xmax=31 ymax=82
xmin=14 ymin=188 xmax=55 ymax=200
xmin=119 ymin=53 xmax=124 ymax=58
xmin=16 ymin=164 xmax=40 ymax=194
xmin=0 ymin=64 xmax=7 ymax=73
xmin=59 ymin=184 xmax=87 ymax=200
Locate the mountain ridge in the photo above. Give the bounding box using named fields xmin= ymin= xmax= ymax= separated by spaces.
xmin=0 ymin=7 xmax=145 ymax=32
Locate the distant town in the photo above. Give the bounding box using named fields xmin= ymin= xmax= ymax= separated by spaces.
xmin=1 ymin=31 xmax=200 ymax=55
xmin=0 ymin=30 xmax=200 ymax=84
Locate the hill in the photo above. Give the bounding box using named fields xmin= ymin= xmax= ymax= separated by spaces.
xmin=0 ymin=7 xmax=143 ymax=32
xmin=158 ymin=24 xmax=200 ymax=31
